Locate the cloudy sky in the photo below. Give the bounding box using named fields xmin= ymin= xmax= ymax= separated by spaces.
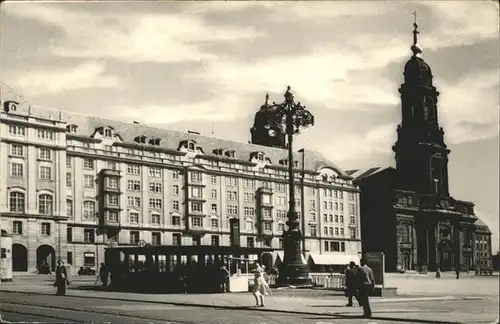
xmin=1 ymin=1 xmax=499 ymax=251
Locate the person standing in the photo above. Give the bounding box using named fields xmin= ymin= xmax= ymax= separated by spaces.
xmin=99 ymin=262 xmax=109 ymax=286
xmin=345 ymin=261 xmax=361 ymax=307
xmin=54 ymin=260 xmax=70 ymax=295
xmin=357 ymin=258 xmax=375 ymax=318
xmin=252 ymin=262 xmax=271 ymax=307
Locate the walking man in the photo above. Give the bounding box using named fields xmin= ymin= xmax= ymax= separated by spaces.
xmin=357 ymin=257 xmax=375 ymax=318
xmin=345 ymin=261 xmax=361 ymax=307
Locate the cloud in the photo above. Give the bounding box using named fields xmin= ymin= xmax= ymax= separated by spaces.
xmin=3 ymin=3 xmax=264 ymax=63
xmin=438 ymin=70 xmax=500 ymax=144
xmin=4 ymin=61 xmax=121 ymax=96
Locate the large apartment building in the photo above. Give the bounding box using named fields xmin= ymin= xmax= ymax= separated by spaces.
xmin=0 ymin=99 xmax=361 ymax=273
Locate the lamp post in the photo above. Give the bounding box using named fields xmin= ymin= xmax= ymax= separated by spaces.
xmin=266 ymin=86 xmax=314 ymax=286
xmin=299 ymin=148 xmax=306 ymax=256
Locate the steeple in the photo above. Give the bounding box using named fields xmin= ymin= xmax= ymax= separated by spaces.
xmin=250 ymin=92 xmax=286 ymax=148
xmin=392 ymin=14 xmax=450 ymax=197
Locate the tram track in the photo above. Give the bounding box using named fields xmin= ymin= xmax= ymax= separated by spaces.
xmin=0 ymin=300 xmax=191 ymax=324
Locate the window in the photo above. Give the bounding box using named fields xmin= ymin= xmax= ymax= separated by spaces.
xmin=152 ymin=232 xmax=161 ymax=245
xmin=211 ymin=204 xmax=217 ymax=213
xmin=126 ymin=196 xmax=139 ymax=207
xmin=11 ymin=163 xmax=23 ymax=177
xmin=277 ymin=210 xmax=286 ymax=218
xmin=324 ymin=241 xmax=329 ymax=251
xmin=41 ymin=222 xmax=51 ymax=235
xmin=172 ymin=185 xmax=179 ymax=195
xmin=323 ymin=201 xmax=327 ymax=209
xmin=192 ymin=235 xmax=201 ymax=246
xmin=151 ymin=213 xmax=161 ymax=224
xmin=310 ymin=225 xmax=317 ymax=237
xmin=129 ymin=212 xmax=139 ymax=223
xmin=108 ymin=194 xmax=120 ymax=206
xmin=39 ymin=166 xmax=51 ymax=180
xmin=107 ymin=177 xmax=118 ymax=189
xmin=37 ymin=129 xmax=53 ymax=140
xmin=66 ymin=199 xmax=73 ymax=217
xmin=39 ymin=194 xmax=53 ymax=215
xmin=311 ymin=212 xmax=316 ymax=221
xmin=226 ymin=191 xmax=237 ymax=200
xmin=172 ymin=234 xmax=181 ymax=246
xmin=211 ymin=218 xmax=219 ymax=228
xmin=328 ymin=202 xmax=333 ymax=210
xmin=8 ymin=125 xmax=26 ymax=136
xmin=130 ymin=231 xmax=140 ymax=244
xmin=13 ymin=221 xmax=23 ymax=235
xmin=350 ymin=228 xmax=357 ymax=239
xmin=243 ymin=179 xmax=255 ymax=188
xmin=84 ymin=175 xmax=94 ymax=188
xmin=149 ymin=167 xmax=161 ymax=177
xmin=210 ymin=175 xmax=217 ymax=184
xmin=83 ymin=252 xmax=95 ymax=267
xmin=244 ymin=207 xmax=255 ymax=217
xmin=127 ymin=164 xmax=141 ymax=175
xmin=127 ymin=180 xmax=141 ymax=191
xmin=264 ymin=222 xmax=272 ymax=231
xmin=335 ymin=215 xmax=339 ymax=223
xmin=245 ymin=220 xmax=253 ymax=231
xmin=149 ymin=182 xmax=162 ymax=193
xmin=309 ymin=187 xmax=316 ymax=196
xmin=263 ymin=208 xmax=271 ymax=218
xmin=191 ymin=171 xmax=202 ymax=183
xmin=9 ymin=192 xmax=25 ymax=213
xmin=330 ymin=241 xmax=340 ymax=252
xmin=67 ymin=227 xmax=73 ymax=242
xmin=350 ymin=216 xmax=356 ymax=225
xmin=349 ymin=192 xmax=355 ymax=200
xmin=172 ymin=215 xmax=181 ymax=226
xmin=83 ymin=158 xmax=94 ymax=170
xmin=211 ymin=189 xmax=217 ymax=199
xmin=192 ymin=217 xmax=202 ymax=227
xmin=276 ymin=183 xmax=286 ymax=192
xmin=211 ymin=235 xmax=220 ymax=246
xmin=247 ymin=237 xmax=255 ymax=248
xmin=334 ymin=227 xmax=339 ymax=236
xmin=310 ymin=200 xmax=316 ymax=210
xmin=191 ymin=201 xmax=203 ymax=213
xmin=225 ymin=177 xmax=237 ymax=186
xmin=149 ymin=198 xmax=162 ymax=209
xmin=339 ymin=191 xmax=344 ymax=199
xmin=172 ymin=200 xmax=179 ymax=211
xmin=66 ymin=156 xmax=72 ymax=168
xmin=262 ymin=194 xmax=271 ymax=204
xmin=172 ymin=170 xmax=180 ymax=179
xmin=340 ymin=215 xmax=344 ymax=223
xmin=244 ymin=193 xmax=255 ymax=203
xmin=11 ymin=144 xmax=24 ymax=157
xmin=278 ymin=223 xmax=285 ymax=232
xmin=349 ymin=204 xmax=355 ymax=215
xmin=278 ymin=238 xmax=284 ymax=249
xmin=340 ymin=228 xmax=344 ymax=236
xmin=226 ymin=205 xmax=238 ymax=215
xmin=84 ymin=229 xmax=95 ymax=243
xmin=191 ymin=187 xmax=202 ymax=198
xmin=334 ymin=202 xmax=338 ymax=210
xmin=340 ymin=203 xmax=344 ymax=212
xmin=83 ymin=201 xmax=95 ymax=220
xmin=66 ymin=173 xmax=72 ymax=187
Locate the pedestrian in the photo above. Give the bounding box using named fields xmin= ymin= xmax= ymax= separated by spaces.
xmin=99 ymin=262 xmax=109 ymax=286
xmin=357 ymin=257 xmax=375 ymax=318
xmin=252 ymin=262 xmax=271 ymax=307
xmin=455 ymin=267 xmax=460 ymax=279
xmin=345 ymin=261 xmax=361 ymax=307
xmin=219 ymin=265 xmax=230 ymax=293
xmin=54 ymin=260 xmax=70 ymax=295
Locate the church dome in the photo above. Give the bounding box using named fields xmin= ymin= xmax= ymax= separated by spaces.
xmin=403 ymin=54 xmax=433 ymax=86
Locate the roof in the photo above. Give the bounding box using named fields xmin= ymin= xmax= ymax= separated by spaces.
xmin=346 ymin=167 xmax=391 ymax=181
xmin=474 ymin=219 xmax=492 ymax=234
xmin=1 ymin=99 xmax=349 ymax=176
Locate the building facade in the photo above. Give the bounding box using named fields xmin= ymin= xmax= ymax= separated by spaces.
xmin=474 ymin=219 xmax=493 ymax=270
xmin=347 ymin=22 xmax=493 ymax=273
xmin=0 ymin=98 xmax=362 ymax=273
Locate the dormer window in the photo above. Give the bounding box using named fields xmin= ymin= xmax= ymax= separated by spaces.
xmin=258 ymin=153 xmax=264 ymax=161
xmin=294 ymin=161 xmax=299 ymax=168
xmin=279 ymin=159 xmax=288 ymax=166
xmin=213 ymin=148 xmax=224 ymax=156
xmin=149 ymin=138 xmax=161 ymax=146
xmin=134 ymin=135 xmax=147 ymax=144
xmin=66 ymin=124 xmax=78 ymax=133
xmin=322 ymin=174 xmax=328 ymax=181
xmin=225 ymin=150 xmax=235 ymax=158
xmin=104 ymin=128 xmax=112 ymax=137
xmin=188 ymin=142 xmax=195 ymax=150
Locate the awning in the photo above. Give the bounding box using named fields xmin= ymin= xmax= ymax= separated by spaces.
xmin=309 ymin=253 xmax=360 ymax=266
xmin=274 ymin=251 xmax=307 ymax=264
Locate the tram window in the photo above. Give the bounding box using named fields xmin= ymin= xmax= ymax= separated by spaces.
xmin=128 ymin=254 xmax=136 ymax=272
xmin=158 ymin=254 xmax=167 ymax=272
xmin=168 ymin=255 xmax=177 ymax=272
xmin=136 ymin=255 xmax=146 ymax=272
xmin=181 ymin=255 xmax=188 ymax=264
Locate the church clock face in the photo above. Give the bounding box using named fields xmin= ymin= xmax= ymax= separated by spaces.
xmin=268 ymin=129 xmax=277 ymax=137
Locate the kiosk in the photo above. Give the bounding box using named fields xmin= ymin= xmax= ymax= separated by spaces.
xmin=0 ymin=231 xmax=13 ymax=282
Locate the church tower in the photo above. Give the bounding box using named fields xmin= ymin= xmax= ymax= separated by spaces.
xmin=250 ymin=93 xmax=286 ymax=148
xmin=392 ymin=17 xmax=450 ymax=196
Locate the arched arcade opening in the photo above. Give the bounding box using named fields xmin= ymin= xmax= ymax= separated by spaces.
xmin=36 ymin=245 xmax=56 ymax=271
xmin=12 ymin=244 xmax=28 ymax=272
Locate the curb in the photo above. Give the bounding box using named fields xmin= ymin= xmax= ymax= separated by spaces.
xmin=0 ymin=289 xmax=476 ymax=324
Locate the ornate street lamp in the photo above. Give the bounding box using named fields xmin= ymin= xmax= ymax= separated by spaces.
xmin=266 ymin=86 xmax=314 ymax=286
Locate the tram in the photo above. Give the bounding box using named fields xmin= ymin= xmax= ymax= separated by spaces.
xmin=104 ymin=245 xmax=275 ymax=293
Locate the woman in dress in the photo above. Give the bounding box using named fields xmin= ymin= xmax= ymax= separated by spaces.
xmin=252 ymin=262 xmax=272 ymax=307
xmin=54 ymin=260 xmax=70 ymax=295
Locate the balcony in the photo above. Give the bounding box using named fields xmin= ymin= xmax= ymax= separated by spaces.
xmin=187 ymin=196 xmax=206 ymax=202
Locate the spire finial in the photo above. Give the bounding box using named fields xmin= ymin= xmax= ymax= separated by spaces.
xmin=265 ymin=92 xmax=269 ymax=105
xmin=411 ymin=10 xmax=423 ymax=56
